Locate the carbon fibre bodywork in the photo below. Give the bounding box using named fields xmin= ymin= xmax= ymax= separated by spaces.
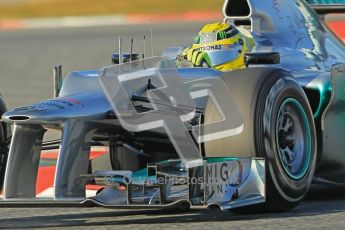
xmin=1 ymin=0 xmax=345 ymax=209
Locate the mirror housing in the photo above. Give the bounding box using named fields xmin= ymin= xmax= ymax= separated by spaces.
xmin=244 ymin=52 xmax=280 ymax=67
xmin=311 ymin=4 xmax=345 ymax=15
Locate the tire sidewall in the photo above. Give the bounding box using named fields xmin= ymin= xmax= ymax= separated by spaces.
xmin=259 ymin=74 xmax=316 ymax=205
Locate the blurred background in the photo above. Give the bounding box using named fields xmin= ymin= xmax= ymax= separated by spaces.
xmin=0 ymin=0 xmax=224 ymax=109
xmin=0 ymin=0 xmax=223 ymax=18
xmin=0 ymin=0 xmax=343 ymax=109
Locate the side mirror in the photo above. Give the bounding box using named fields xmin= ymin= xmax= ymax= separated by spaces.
xmin=244 ymin=52 xmax=280 ymax=67
xmin=311 ymin=4 xmax=345 ymax=15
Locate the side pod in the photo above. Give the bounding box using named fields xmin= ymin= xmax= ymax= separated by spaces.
xmin=320 ymin=64 xmax=345 ymax=182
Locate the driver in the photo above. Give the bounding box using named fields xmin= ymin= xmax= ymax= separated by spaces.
xmin=179 ymin=22 xmax=255 ymax=71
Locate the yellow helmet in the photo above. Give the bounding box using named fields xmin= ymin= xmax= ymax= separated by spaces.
xmin=192 ymin=22 xmax=255 ymax=71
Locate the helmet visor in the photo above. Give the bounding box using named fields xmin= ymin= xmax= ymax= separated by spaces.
xmin=199 ymin=32 xmax=218 ymax=43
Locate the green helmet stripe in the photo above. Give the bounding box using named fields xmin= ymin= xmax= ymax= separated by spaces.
xmin=221 ymin=31 xmax=225 ymax=39
xmin=218 ymin=31 xmax=222 ymax=40
xmin=219 ymin=31 xmax=227 ymax=40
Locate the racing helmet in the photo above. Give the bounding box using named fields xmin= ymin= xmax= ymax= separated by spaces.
xmin=192 ymin=22 xmax=255 ymax=71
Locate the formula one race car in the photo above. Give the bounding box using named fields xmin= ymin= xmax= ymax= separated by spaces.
xmin=1 ymin=0 xmax=345 ymax=212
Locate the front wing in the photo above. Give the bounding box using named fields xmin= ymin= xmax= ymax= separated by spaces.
xmin=0 ymin=157 xmax=265 ymax=211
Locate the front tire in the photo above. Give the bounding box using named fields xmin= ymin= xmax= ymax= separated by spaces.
xmin=256 ymin=74 xmax=316 ymax=210
xmin=204 ymin=68 xmax=317 ymax=211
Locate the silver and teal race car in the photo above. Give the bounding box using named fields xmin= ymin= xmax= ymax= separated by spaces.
xmin=0 ymin=0 xmax=345 ymax=212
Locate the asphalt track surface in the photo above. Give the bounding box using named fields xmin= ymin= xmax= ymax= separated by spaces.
xmin=0 ymin=186 xmax=344 ymax=229
xmin=1 ymin=23 xmax=345 ymax=229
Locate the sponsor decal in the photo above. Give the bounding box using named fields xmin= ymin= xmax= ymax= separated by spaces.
xmin=197 ymin=42 xmax=242 ymax=52
xmin=205 ymin=160 xmax=243 ymax=203
xmin=198 ymin=44 xmax=222 ymax=51
xmin=60 ymin=97 xmax=85 ymax=108
xmin=14 ymin=98 xmax=85 ymax=113
xmin=15 ymin=105 xmax=48 ymax=112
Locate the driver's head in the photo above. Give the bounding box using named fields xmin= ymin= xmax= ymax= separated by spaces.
xmin=192 ymin=22 xmax=254 ymax=71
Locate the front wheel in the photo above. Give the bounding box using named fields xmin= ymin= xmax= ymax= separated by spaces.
xmin=256 ymin=74 xmax=317 ymax=210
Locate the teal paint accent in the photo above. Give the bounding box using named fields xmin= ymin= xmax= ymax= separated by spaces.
xmin=313 ymin=83 xmax=331 ymax=119
xmin=206 ymin=157 xmax=239 ymax=163
xmin=132 ymin=167 xmax=147 ymax=179
xmin=132 ymin=167 xmax=157 ymax=185
xmin=275 ymin=98 xmax=312 ymax=180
